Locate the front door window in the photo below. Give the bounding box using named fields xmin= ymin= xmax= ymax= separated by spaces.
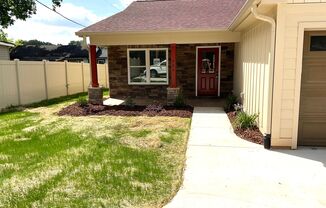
xmin=201 ymin=51 xmax=216 ymax=74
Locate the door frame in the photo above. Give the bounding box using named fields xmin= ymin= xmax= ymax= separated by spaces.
xmin=195 ymin=46 xmax=221 ymax=97
xmin=292 ymin=22 xmax=326 ymax=149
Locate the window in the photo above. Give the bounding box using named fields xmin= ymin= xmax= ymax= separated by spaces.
xmin=310 ymin=36 xmax=326 ymax=51
xmin=128 ymin=48 xmax=168 ymax=85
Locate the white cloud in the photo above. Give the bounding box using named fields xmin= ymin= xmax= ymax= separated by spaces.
xmin=5 ymin=3 xmax=104 ymax=44
xmin=119 ymin=0 xmax=134 ymax=8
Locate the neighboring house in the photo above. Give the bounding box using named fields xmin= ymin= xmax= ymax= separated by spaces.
xmin=0 ymin=41 xmax=15 ymax=60
xmin=76 ymin=0 xmax=326 ymax=149
xmin=97 ymin=48 xmax=108 ymax=64
xmin=10 ymin=45 xmax=108 ymax=63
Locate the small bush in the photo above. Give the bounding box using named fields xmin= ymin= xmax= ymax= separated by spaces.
xmin=77 ymin=97 xmax=88 ymax=107
xmin=144 ymin=104 xmax=163 ymax=112
xmin=233 ymin=103 xmax=243 ymax=112
xmin=234 ymin=111 xmax=258 ymax=129
xmin=174 ymin=91 xmax=186 ymax=108
xmin=125 ymin=96 xmax=135 ymax=108
xmin=224 ymin=94 xmax=238 ymax=112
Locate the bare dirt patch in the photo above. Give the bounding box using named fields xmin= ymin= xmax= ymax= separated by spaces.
xmin=57 ymin=103 xmax=193 ymax=118
xmin=227 ymin=111 xmax=263 ymax=145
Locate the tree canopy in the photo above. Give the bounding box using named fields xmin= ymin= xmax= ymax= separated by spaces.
xmin=0 ymin=0 xmax=62 ymax=28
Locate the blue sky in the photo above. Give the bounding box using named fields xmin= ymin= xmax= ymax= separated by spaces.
xmin=6 ymin=0 xmax=133 ymax=44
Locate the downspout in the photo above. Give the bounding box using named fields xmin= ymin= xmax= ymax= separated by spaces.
xmin=250 ymin=1 xmax=276 ymax=149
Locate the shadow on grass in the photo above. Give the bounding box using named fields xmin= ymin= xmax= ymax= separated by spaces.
xmin=0 ymin=89 xmax=109 ymax=115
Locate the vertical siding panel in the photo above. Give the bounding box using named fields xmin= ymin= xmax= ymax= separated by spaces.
xmin=234 ymin=22 xmax=272 ymax=134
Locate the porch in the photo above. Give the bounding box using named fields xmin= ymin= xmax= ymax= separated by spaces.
xmin=103 ymin=97 xmax=226 ymax=108
xmin=86 ymin=42 xmax=235 ymax=106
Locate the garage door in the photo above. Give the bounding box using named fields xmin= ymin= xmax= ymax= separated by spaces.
xmin=298 ymin=31 xmax=326 ymax=146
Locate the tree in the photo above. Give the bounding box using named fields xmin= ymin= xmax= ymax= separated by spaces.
xmin=14 ymin=39 xmax=25 ymax=46
xmin=0 ymin=0 xmax=62 ymax=28
xmin=0 ymin=29 xmax=14 ymax=43
xmin=68 ymin=40 xmax=82 ymax=46
xmin=23 ymin=39 xmax=54 ymax=46
xmin=0 ymin=29 xmax=7 ymax=42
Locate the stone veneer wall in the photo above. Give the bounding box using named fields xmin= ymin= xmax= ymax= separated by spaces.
xmin=108 ymin=43 xmax=234 ymax=99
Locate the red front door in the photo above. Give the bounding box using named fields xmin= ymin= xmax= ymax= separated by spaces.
xmin=197 ymin=47 xmax=219 ymax=96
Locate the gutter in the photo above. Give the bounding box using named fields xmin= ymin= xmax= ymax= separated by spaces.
xmin=250 ymin=0 xmax=276 ymax=146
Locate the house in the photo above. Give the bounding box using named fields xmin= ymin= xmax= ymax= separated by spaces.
xmin=10 ymin=44 xmax=108 ymax=63
xmin=0 ymin=41 xmax=15 ymax=60
xmin=76 ymin=0 xmax=326 ymax=149
xmin=97 ymin=48 xmax=108 ymax=64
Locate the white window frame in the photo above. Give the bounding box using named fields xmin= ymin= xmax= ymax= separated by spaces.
xmin=127 ymin=48 xmax=169 ymax=85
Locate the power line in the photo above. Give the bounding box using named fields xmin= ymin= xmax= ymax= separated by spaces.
xmin=35 ymin=0 xmax=86 ymax=27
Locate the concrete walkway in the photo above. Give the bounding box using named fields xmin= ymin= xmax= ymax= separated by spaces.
xmin=165 ymin=107 xmax=326 ymax=208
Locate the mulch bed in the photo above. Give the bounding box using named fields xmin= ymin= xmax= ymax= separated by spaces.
xmin=226 ymin=111 xmax=263 ymax=145
xmin=58 ymin=103 xmax=193 ymax=118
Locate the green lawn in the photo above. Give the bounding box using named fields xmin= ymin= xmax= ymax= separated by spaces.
xmin=0 ymin=94 xmax=191 ymax=207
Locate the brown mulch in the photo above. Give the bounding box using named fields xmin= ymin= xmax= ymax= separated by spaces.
xmin=226 ymin=111 xmax=263 ymax=145
xmin=57 ymin=103 xmax=193 ymax=118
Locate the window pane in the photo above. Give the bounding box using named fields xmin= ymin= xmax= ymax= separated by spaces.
xmin=130 ymin=67 xmax=146 ymax=83
xmin=201 ymin=51 xmax=215 ymax=74
xmin=129 ymin=50 xmax=146 ymax=66
xmin=149 ymin=50 xmax=167 ymax=83
xmin=310 ymin=36 xmax=326 ymax=51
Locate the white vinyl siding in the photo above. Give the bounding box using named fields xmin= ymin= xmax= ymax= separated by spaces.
xmin=0 ymin=46 xmax=10 ymax=60
xmin=234 ymin=22 xmax=272 ymax=134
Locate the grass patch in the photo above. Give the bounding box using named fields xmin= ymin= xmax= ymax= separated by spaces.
xmin=0 ymin=94 xmax=190 ymax=207
xmin=0 ymin=89 xmax=110 ymax=115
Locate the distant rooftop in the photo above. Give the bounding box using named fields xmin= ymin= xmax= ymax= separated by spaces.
xmin=77 ymin=0 xmax=247 ymax=34
xmin=0 ymin=41 xmax=15 ymax=47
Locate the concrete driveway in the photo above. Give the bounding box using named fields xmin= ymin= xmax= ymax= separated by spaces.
xmin=166 ymin=107 xmax=326 ymax=208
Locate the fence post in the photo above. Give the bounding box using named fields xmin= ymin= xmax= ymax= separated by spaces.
xmin=14 ymin=59 xmax=21 ymax=105
xmin=43 ymin=60 xmax=48 ymax=100
xmin=105 ymin=63 xmax=108 ymax=88
xmin=64 ymin=60 xmax=69 ymax=95
xmin=81 ymin=61 xmax=85 ymax=92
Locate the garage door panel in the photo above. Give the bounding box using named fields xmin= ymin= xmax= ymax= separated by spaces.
xmin=298 ymin=31 xmax=326 ymax=146
xmin=302 ymin=66 xmax=326 ymax=83
xmin=301 ymin=87 xmax=326 ymax=97
xmin=299 ymin=120 xmax=326 ymax=146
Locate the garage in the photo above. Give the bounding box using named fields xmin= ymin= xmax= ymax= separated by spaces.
xmin=298 ymin=31 xmax=326 ymax=146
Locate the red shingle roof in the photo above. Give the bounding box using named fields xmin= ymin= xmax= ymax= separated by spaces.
xmin=78 ymin=0 xmax=247 ymax=34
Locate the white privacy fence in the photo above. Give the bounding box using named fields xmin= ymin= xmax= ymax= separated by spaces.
xmin=0 ymin=60 xmax=108 ymax=109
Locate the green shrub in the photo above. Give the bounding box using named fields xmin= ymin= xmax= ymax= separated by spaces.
xmin=174 ymin=91 xmax=187 ymax=108
xmin=224 ymin=94 xmax=238 ymax=112
xmin=234 ymin=111 xmax=258 ymax=129
xmin=125 ymin=96 xmax=135 ymax=108
xmin=77 ymin=97 xmax=88 ymax=107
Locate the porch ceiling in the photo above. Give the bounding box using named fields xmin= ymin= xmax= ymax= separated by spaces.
xmin=88 ymin=31 xmax=240 ymax=46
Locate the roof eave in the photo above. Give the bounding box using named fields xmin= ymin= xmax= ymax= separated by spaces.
xmin=0 ymin=42 xmax=15 ymax=47
xmin=75 ymin=28 xmax=231 ymax=37
xmin=228 ymin=0 xmax=256 ymax=31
